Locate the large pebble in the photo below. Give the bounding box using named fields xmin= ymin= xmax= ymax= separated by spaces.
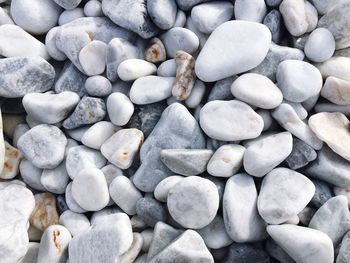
xmin=258 ymin=168 xmax=315 ymax=224
xmin=234 ymin=0 xmax=267 ymax=23
xmin=200 ymin=100 xmax=264 ymax=141
xmin=147 ymin=0 xmax=177 ymax=30
xmin=309 ymin=112 xmax=350 ymax=161
xmin=0 ymin=56 xmax=55 ymax=98
xmin=79 ymin=40 xmax=107 ymax=76
xmin=18 ymin=124 xmax=67 ymax=169
xmin=167 ymin=176 xmax=219 ymax=229
xmin=223 ymin=174 xmax=266 ymax=242
xmin=231 ymin=73 xmax=283 ymax=109
xmin=23 ymin=92 xmax=79 ymax=124
xmin=160 ymin=149 xmax=213 ymax=176
xmin=243 ymin=132 xmax=293 ymax=177
xmin=276 ymin=60 xmax=322 ymax=102
xmin=321 ymin=76 xmax=350 ymax=105
xmin=267 ymin=224 xmax=334 ymax=263
xmin=107 ymin=93 xmax=134 ymax=126
xmin=304 ymin=28 xmax=335 ymax=62
xmin=195 ymin=21 xmax=271 ymax=82
xmin=30 ymin=193 xmax=59 ymax=231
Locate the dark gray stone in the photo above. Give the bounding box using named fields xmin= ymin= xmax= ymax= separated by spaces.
xmin=55 ymin=62 xmax=87 ymax=97
xmin=263 ymin=9 xmax=284 ymax=43
xmin=0 ymin=98 xmax=25 ymax=114
xmin=285 ymin=138 xmax=317 ymax=170
xmin=136 ymin=197 xmax=167 ymax=227
xmin=310 ymin=179 xmax=333 ymax=208
xmin=56 ymin=195 xmax=69 ymax=215
xmin=63 ymin=97 xmax=106 ymax=129
xmin=337 ymin=231 xmax=350 ymax=263
xmin=0 ymin=56 xmax=55 ymax=98
xmin=208 ymin=77 xmax=235 ymax=102
xmin=224 ymin=243 xmax=270 ymax=263
xmin=147 ymin=0 xmax=177 ymax=30
xmin=265 ymin=0 xmax=282 ymax=7
xmin=265 ymin=238 xmax=295 ymax=263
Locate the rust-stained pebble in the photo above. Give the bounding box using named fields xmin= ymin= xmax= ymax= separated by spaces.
xmin=30 ymin=193 xmax=59 ymax=231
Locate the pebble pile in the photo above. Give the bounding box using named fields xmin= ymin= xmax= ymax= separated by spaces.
xmin=1 ymin=0 xmax=350 ymax=262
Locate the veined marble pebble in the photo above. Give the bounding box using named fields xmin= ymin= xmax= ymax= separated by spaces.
xmin=30 ymin=193 xmax=59 ymax=231
xmin=304 ymin=28 xmax=335 ymax=62
xmin=0 ymin=141 xmax=21 ymax=179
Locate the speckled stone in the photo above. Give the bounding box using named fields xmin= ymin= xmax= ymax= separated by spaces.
xmin=285 ymin=138 xmax=317 ymax=170
xmin=136 ymin=197 xmax=167 ymax=227
xmin=223 ymin=243 xmax=270 ymax=263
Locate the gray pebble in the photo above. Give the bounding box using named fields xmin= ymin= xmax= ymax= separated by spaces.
xmin=45 ymin=27 xmax=67 ymax=61
xmin=263 ymin=9 xmax=284 ymax=43
xmin=337 ymin=231 xmax=350 ymax=263
xmin=85 ymin=76 xmax=112 ymax=97
xmin=224 ymin=243 xmax=270 ymax=263
xmin=55 ymin=62 xmax=87 ymax=97
xmin=136 ymin=197 xmax=167 ymax=227
xmin=208 ymin=77 xmax=235 ymax=101
xmin=310 ymin=179 xmax=334 ymax=208
xmin=298 ymin=206 xmax=316 ymax=226
xmin=265 ymin=238 xmax=295 ymax=263
xmin=84 ymin=0 xmax=103 ymax=17
xmin=54 ymin=0 xmax=82 ymax=10
xmin=41 ymin=161 xmax=70 ymax=194
xmin=147 ymin=0 xmax=177 ymax=30
xmin=19 ymin=159 xmax=46 ymax=191
xmin=176 ymin=0 xmax=210 ymax=11
xmin=285 ymin=138 xmax=317 ymax=170
xmin=157 ymin=59 xmax=176 ymax=77
xmin=58 ymin=8 xmax=85 ymax=25
xmin=265 ymin=0 xmax=282 ymax=7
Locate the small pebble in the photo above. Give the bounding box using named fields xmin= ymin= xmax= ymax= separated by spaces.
xmin=84 ymin=0 xmax=103 ymax=17
xmin=85 ymin=76 xmax=112 ymax=97
xmin=136 ymin=197 xmax=167 ymax=227
xmin=117 ymin=59 xmax=157 ymax=81
xmin=234 ymin=0 xmax=267 ymax=23
xmin=30 ymin=193 xmax=59 ymax=231
xmin=285 ymin=137 xmax=317 ymax=170
xmin=321 ymin=76 xmax=350 ymax=105
xmin=147 ymin=0 xmax=177 ymax=30
xmin=79 ymin=40 xmax=107 ymax=76
xmin=81 ymin=121 xmax=118 ymax=150
xmin=59 ymin=210 xmax=90 ymax=237
xmin=107 ymin=92 xmax=134 ymax=126
xmin=144 ymin=37 xmax=166 ymax=63
xmin=304 ymin=28 xmax=335 ymax=62
xmin=154 ymin=175 xmax=184 ymax=203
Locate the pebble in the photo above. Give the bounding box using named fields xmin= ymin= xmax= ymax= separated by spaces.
xmin=18 ymin=124 xmax=67 ymax=169
xmin=316 ymin=56 xmax=350 ymax=82
xmin=318 ymin=2 xmax=350 ymax=49
xmin=119 ymin=232 xmax=143 ymax=263
xmin=223 ymin=243 xmax=270 ymax=263
xmin=10 ymin=0 xmax=62 ymax=34
xmin=310 ymin=178 xmax=333 ymax=208
xmin=0 ymin=24 xmax=49 ymax=59
xmin=102 ymin=0 xmax=158 ymax=39
xmin=309 ymin=196 xmax=350 ymax=246
xmin=37 ymin=225 xmax=71 ymax=263
xmin=257 ymin=168 xmax=315 ymax=224
xmin=58 ymin=8 xmax=85 ymax=25
xmin=90 ymin=207 xmax=122 ymax=225
xmin=157 ymin=59 xmax=176 ymax=77
xmin=63 ymin=97 xmax=106 ymax=129
xmin=234 ymin=0 xmax=267 ymax=23
xmin=81 ymin=121 xmax=118 ymax=150
xmin=263 ymin=9 xmax=284 ymax=43
xmin=133 ymin=103 xmax=205 ymax=192
xmin=107 ymin=92 xmax=134 ymax=126
xmin=304 ymin=28 xmax=335 ymax=62
xmin=298 ymin=206 xmax=316 ymax=226
xmin=196 ymin=20 xmax=271 ymax=82
xmin=65 ymin=145 xmax=106 ymax=179
xmin=267 ymin=224 xmax=334 ymax=263
xmin=22 ymin=91 xmax=80 ymax=124
xmin=144 ymin=37 xmax=166 ymax=63
xmin=147 ymin=0 xmax=177 ymax=30
xmin=30 ymin=193 xmax=59 ymax=231
xmin=101 ymin=128 xmax=143 ymax=169
xmin=276 ymin=60 xmax=322 ymax=102
xmin=337 ymin=231 xmax=350 ymax=263
xmin=161 ymin=27 xmax=199 ymax=58
xmin=84 ymin=0 xmax=103 ymax=17
xmin=59 ymin=210 xmax=90 ymax=237
xmin=69 ymin=213 xmax=133 ymax=262
xmin=160 ymin=149 xmax=213 ymax=176
xmin=272 ymin=103 xmax=323 ymax=150
xmin=65 ymin=182 xmax=86 ymax=213
xmin=185 ymin=80 xmax=206 ymax=108
xmin=41 ymin=161 xmax=70 ymax=194
xmin=208 ymin=77 xmax=235 ymax=101
xmin=106 ymin=38 xmax=141 ymax=82
xmin=109 ymin=175 xmax=142 ymax=215
xmin=79 ymin=40 xmax=107 ymax=76
xmin=55 ymin=62 xmax=87 ymax=97
xmin=167 ymin=176 xmax=219 ymax=229
xmin=71 ymin=167 xmax=109 ymax=211
xmin=321 ymin=76 xmax=350 ymax=105
xmin=140 ymin=229 xmax=153 ymax=252
xmin=0 ymin=141 xmax=21 ymax=179
xmin=309 ymin=112 xmax=350 ymax=161
xmin=136 ymin=197 xmax=167 ymax=227
xmin=0 ymin=182 xmax=35 ymax=262
xmin=285 ymin=137 xmax=317 ymax=170
xmin=334 ymin=187 xmax=350 ymax=208
xmin=118 ymin=59 xmax=157 ymax=81
xmin=191 ymin=1 xmax=234 ymax=34
xmin=19 ymin=159 xmax=46 ymax=191
xmin=231 ymin=73 xmax=283 ymax=109
xmin=223 ymin=174 xmax=266 ymax=242
xmin=21 ymin=242 xmax=40 ymax=263
xmin=54 ymin=0 xmax=82 ymax=10
xmin=85 ymin=76 xmax=112 ymax=97
xmin=200 ymin=100 xmax=264 ymax=141
xmin=265 ymin=238 xmax=295 ymax=263
xmin=0 ymin=56 xmax=55 ymax=98
xmin=154 ymin=175 xmax=184 ymax=202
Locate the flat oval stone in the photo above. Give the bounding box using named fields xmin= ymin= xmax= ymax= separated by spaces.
xmin=321 ymin=76 xmax=350 ymax=105
xmin=309 ymin=112 xmax=350 ymax=161
xmin=195 ymin=20 xmax=271 ymax=82
xmin=258 ymin=168 xmax=315 ymax=224
xmin=147 ymin=0 xmax=177 ymax=30
xmin=107 ymin=92 xmax=134 ymax=126
xmin=167 ymin=176 xmax=219 ymax=229
xmin=304 ymin=28 xmax=335 ymax=62
xmin=84 ymin=0 xmax=103 ymax=17
xmin=0 ymin=56 xmax=55 ymax=98
xmin=118 ymin=59 xmax=157 ymax=81
xmin=59 ymin=210 xmax=90 ymax=237
xmin=200 ymin=100 xmax=264 ymax=141
xmin=231 ymin=73 xmax=283 ymax=109
xmin=79 ymin=40 xmax=107 ymax=76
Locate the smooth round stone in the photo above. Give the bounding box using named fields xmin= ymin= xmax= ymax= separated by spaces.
xmin=144 ymin=37 xmax=167 ymax=63
xmin=234 ymin=0 xmax=267 ymax=23
xmin=136 ymin=198 xmax=167 ymax=227
xmin=18 ymin=125 xmax=67 ymax=169
xmin=0 ymin=141 xmax=20 ymax=180
xmin=258 ymin=168 xmax=315 ymax=224
xmin=309 ymin=112 xmax=350 ymax=161
xmin=243 ymin=132 xmax=293 ymax=177
xmin=85 ymin=76 xmax=112 ymax=97
xmin=117 ymin=59 xmax=157 ymax=81
xmin=65 ymin=182 xmax=86 ymax=213
xmin=147 ymin=0 xmax=177 ymax=30
xmin=37 ymin=225 xmax=71 ymax=263
xmin=19 ymin=159 xmax=45 ymax=191
xmin=223 ymin=174 xmax=266 ymax=243
xmin=304 ymin=28 xmax=335 ymax=63
xmin=0 ymin=24 xmax=49 ymax=60
xmin=161 ymin=27 xmax=199 ymax=57
xmin=130 ymin=76 xmax=175 ymax=105
xmin=321 ymin=76 xmax=350 ymax=105
xmin=45 ymin=27 xmax=67 ymax=61
xmin=154 ymin=176 xmax=184 ymax=202
xmin=10 ymin=0 xmax=62 ymax=34
xmin=30 ymin=193 xmax=59 ymax=231
xmin=195 ymin=21 xmax=271 ymax=82
xmin=107 ymin=92 xmax=134 ymax=126
xmin=79 ymin=40 xmax=107 ymax=76
xmin=109 ymin=175 xmax=142 ymax=215
xmin=59 ymin=210 xmax=90 ymax=237
xmin=23 ymin=92 xmax=79 ymax=124
xmin=84 ymin=0 xmax=103 ymax=17
xmin=173 ymin=9 xmax=186 ymax=27
xmin=224 ymin=242 xmax=270 ymax=263
xmin=337 ymin=231 xmax=350 ymax=262
xmin=41 ymin=162 xmax=69 ymax=194
xmin=231 ymin=73 xmax=283 ymax=109
xmin=72 ymin=168 xmax=109 ymax=211
xmin=167 ymin=176 xmax=219 ymax=229
xmin=157 ymin=59 xmax=176 ymax=77
xmin=81 ymin=121 xmax=118 ymax=150
xmin=54 ymin=0 xmax=82 ymax=9
xmin=160 ymin=149 xmax=213 ymax=176
xmin=200 ymin=100 xmax=264 ymax=141
xmin=90 ymin=207 xmax=122 ymax=226
xmin=0 ymin=56 xmax=55 ymax=98
xmin=276 ymin=60 xmax=323 ymax=102
xmin=58 ymin=8 xmax=84 ymax=25
xmin=191 ymin=1 xmax=233 ymax=34
xmin=267 ymin=225 xmax=334 ymax=263
xmin=317 ymin=56 xmax=350 ymax=82
xmin=185 ymin=80 xmax=206 ymax=109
